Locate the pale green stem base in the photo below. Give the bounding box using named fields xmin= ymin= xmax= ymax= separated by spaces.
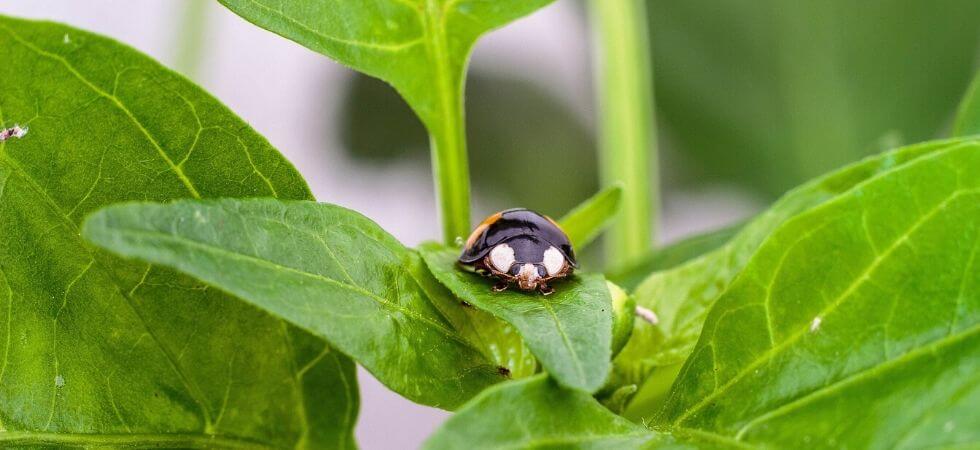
xmin=590 ymin=0 xmax=658 ymax=265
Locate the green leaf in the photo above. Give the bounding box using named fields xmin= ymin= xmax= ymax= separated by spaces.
xmin=617 ymin=138 xmax=973 ymax=418
xmin=83 ymin=198 xmax=513 ymax=409
xmin=0 ymin=16 xmax=355 ymax=448
xmin=419 ymin=243 xmax=612 ymax=393
xmin=953 ymin=71 xmax=980 ymax=137
xmin=659 ymin=142 xmax=980 ymax=448
xmin=423 ymin=375 xmax=750 ymax=450
xmin=558 ymin=183 xmax=623 ymax=250
xmin=219 ymin=0 xmax=555 ymax=242
xmin=422 ymin=375 xmax=659 ymax=450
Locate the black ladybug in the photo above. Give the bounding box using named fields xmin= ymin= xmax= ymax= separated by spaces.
xmin=459 ymin=209 xmax=577 ymax=295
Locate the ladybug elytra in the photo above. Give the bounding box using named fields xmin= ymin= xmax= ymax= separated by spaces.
xmin=458 ymin=209 xmax=577 ymax=295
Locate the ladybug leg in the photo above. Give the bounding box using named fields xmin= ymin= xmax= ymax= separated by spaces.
xmin=492 ymin=280 xmax=510 ymax=292
xmin=538 ymin=283 xmax=554 ymax=296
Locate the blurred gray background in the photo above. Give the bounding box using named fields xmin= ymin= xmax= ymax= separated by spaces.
xmin=2 ymin=1 xmax=977 ymax=448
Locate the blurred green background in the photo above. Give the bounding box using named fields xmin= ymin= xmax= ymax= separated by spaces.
xmin=341 ymin=0 xmax=980 ymax=217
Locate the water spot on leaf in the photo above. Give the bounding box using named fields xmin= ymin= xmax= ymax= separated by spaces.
xmin=54 ymin=375 xmax=65 ymax=388
xmin=810 ymin=316 xmax=822 ymax=332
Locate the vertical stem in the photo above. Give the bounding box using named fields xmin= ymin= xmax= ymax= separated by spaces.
xmin=589 ymin=0 xmax=658 ymax=266
xmin=424 ymin=1 xmax=471 ymax=244
xmin=173 ymin=0 xmax=210 ymax=78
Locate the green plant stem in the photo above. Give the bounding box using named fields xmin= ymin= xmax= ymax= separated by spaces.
xmin=173 ymin=0 xmax=210 ymax=78
xmin=589 ymin=0 xmax=657 ymax=266
xmin=424 ymin=2 xmax=472 ymax=244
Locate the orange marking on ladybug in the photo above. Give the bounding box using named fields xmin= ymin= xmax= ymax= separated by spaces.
xmin=464 ymin=211 xmax=502 ymax=249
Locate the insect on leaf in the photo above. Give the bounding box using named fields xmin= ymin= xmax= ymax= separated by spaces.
xmin=0 ymin=16 xmax=356 ymax=449
xmin=83 ymin=199 xmax=515 ymax=410
xmin=419 ymin=243 xmax=612 ymax=393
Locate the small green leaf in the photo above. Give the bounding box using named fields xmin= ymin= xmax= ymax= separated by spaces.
xmin=83 ymin=199 xmax=507 ymax=410
xmin=558 ymin=183 xmax=624 ymax=250
xmin=0 ymin=16 xmax=354 ymax=448
xmin=659 ymin=142 xmax=980 ymax=448
xmin=617 ymin=138 xmax=975 ymax=418
xmin=219 ymin=0 xmax=556 ymax=242
xmin=422 ymin=375 xmax=659 ymax=450
xmin=953 ymin=71 xmax=980 ymax=137
xmin=419 ymin=243 xmax=612 ymax=393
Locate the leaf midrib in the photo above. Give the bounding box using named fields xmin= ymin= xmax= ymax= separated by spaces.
xmin=673 ymin=186 xmax=979 ymax=425
xmin=0 ymin=23 xmax=323 ymax=442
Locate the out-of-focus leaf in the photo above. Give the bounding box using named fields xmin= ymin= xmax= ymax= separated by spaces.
xmin=954 ymin=71 xmax=980 ymax=137
xmin=83 ymin=199 xmax=510 ymax=410
xmin=606 ymin=223 xmax=742 ymax=291
xmin=0 ymin=16 xmax=356 ymax=448
xmin=559 ymin=184 xmax=623 ymax=250
xmin=651 ymin=0 xmax=980 ymax=196
xmin=658 ymin=142 xmax=980 ymax=449
xmin=618 ymin=138 xmax=974 ymax=418
xmin=419 ymin=244 xmax=612 ymax=393
xmin=423 ymin=375 xmax=660 ymax=450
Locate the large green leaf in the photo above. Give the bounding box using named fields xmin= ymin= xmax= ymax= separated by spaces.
xmin=83 ymin=199 xmax=520 ymax=409
xmin=419 ymin=244 xmax=612 ymax=393
xmin=618 ymin=138 xmax=974 ymax=418
xmin=651 ymin=0 xmax=980 ymax=197
xmin=0 ymin=16 xmax=356 ymax=448
xmin=658 ymin=142 xmax=980 ymax=448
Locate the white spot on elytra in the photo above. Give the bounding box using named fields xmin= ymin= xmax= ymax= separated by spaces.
xmin=810 ymin=316 xmax=822 ymax=332
xmin=489 ymin=243 xmax=515 ymax=272
xmin=542 ymin=246 xmax=564 ymax=276
xmin=0 ymin=124 xmax=28 ymax=141
xmin=635 ymin=305 xmax=659 ymax=324
xmin=944 ymin=421 xmax=955 ymax=432
xmin=193 ymin=209 xmax=205 ymax=222
xmin=54 ymin=375 xmax=65 ymax=388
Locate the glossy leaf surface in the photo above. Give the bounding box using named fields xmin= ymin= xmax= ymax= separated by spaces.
xmin=84 ymin=199 xmax=512 ymax=409
xmin=619 ymin=139 xmax=973 ymax=418
xmin=0 ymin=16 xmax=356 ymax=449
xmin=659 ymin=142 xmax=980 ymax=448
xmin=419 ymin=244 xmax=612 ymax=393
